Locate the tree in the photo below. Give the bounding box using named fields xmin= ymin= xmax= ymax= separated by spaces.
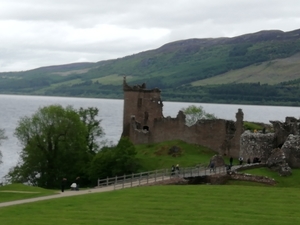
xmin=8 ymin=105 xmax=102 ymax=188
xmin=181 ymin=105 xmax=216 ymax=126
xmin=89 ymin=137 xmax=139 ymax=182
xmin=78 ymin=107 xmax=104 ymax=153
xmin=0 ymin=129 xmax=7 ymax=164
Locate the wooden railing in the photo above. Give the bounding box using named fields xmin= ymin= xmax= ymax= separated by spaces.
xmin=97 ymin=166 xmax=227 ymax=190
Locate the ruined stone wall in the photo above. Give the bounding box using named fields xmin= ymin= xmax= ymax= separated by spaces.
xmin=240 ymin=130 xmax=274 ymax=163
xmin=122 ymin=77 xmax=243 ymax=158
xmin=130 ymin=111 xmax=241 ymax=157
xmin=281 ymin=134 xmax=300 ymax=168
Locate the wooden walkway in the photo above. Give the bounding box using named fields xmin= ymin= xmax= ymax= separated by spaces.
xmin=97 ymin=165 xmax=229 ymax=190
xmin=0 ymin=164 xmax=252 ymax=208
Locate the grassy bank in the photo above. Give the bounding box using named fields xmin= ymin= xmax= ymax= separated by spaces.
xmin=135 ymin=140 xmax=238 ymax=171
xmin=0 ymin=185 xmax=299 ymax=225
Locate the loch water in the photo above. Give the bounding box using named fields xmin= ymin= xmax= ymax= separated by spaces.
xmin=1 ymin=94 xmax=300 ymax=179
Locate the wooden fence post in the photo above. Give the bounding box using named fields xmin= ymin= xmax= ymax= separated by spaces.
xmin=123 ymin=175 xmax=125 ymax=188
xmin=139 ymin=173 xmax=141 ymax=186
xmin=147 ymin=172 xmax=149 ymax=184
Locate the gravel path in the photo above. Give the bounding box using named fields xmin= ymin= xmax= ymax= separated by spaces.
xmin=0 ymin=185 xmax=115 ymax=208
xmin=0 ymin=165 xmax=254 ymax=208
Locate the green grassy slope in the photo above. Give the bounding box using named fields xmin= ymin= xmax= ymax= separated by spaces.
xmin=135 ymin=140 xmax=220 ymax=171
xmin=192 ymin=53 xmax=300 ymax=86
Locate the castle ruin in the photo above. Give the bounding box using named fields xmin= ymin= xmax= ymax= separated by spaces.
xmin=122 ymin=77 xmax=244 ymax=158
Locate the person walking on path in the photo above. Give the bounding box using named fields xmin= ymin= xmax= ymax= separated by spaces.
xmin=175 ymin=164 xmax=180 ymax=175
xmin=171 ymin=165 xmax=175 ymax=176
xmin=61 ymin=178 xmax=67 ymax=192
xmin=75 ymin=177 xmax=80 ymax=191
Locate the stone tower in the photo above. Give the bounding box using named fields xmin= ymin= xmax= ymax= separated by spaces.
xmin=229 ymin=108 xmax=244 ymax=157
xmin=122 ymin=77 xmax=163 ymax=138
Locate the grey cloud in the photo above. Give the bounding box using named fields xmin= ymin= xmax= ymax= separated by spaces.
xmin=0 ymin=0 xmax=300 ymax=72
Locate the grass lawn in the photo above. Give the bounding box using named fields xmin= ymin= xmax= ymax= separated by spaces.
xmin=0 ymin=185 xmax=299 ymax=225
xmin=1 ymin=141 xmax=299 ymax=224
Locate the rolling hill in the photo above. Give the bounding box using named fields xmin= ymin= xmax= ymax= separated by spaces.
xmin=1 ymin=28 xmax=300 ymax=106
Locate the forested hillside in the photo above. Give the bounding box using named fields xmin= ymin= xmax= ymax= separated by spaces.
xmin=1 ymin=29 xmax=300 ymax=106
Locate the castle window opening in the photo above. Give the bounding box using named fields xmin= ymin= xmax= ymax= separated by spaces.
xmin=143 ymin=126 xmax=149 ymax=131
xmin=144 ymin=111 xmax=149 ymax=121
xmin=138 ymin=98 xmax=142 ymax=107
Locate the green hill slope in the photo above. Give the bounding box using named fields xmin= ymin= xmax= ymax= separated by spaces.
xmin=1 ymin=29 xmax=300 ymax=105
xmin=192 ymin=53 xmax=300 ymax=86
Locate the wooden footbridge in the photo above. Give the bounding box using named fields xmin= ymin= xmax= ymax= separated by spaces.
xmin=97 ymin=165 xmax=229 ymax=190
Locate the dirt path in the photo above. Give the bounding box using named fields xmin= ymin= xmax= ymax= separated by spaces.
xmin=0 ymin=165 xmax=244 ymax=208
xmin=0 ymin=185 xmax=116 ymax=208
xmin=0 ymin=175 xmax=172 ymax=208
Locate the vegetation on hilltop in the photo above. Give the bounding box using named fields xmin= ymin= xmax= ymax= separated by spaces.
xmin=1 ymin=29 xmax=300 ymax=105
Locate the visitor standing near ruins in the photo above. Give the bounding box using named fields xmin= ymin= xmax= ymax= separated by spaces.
xmin=229 ymin=157 xmax=233 ymax=166
xmin=239 ymin=157 xmax=243 ymax=165
xmin=209 ymin=161 xmax=215 ymax=172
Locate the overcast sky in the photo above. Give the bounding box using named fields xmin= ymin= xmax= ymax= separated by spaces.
xmin=0 ymin=0 xmax=299 ymax=72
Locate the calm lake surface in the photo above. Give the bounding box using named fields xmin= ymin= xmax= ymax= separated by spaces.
xmin=1 ymin=94 xmax=300 ymax=179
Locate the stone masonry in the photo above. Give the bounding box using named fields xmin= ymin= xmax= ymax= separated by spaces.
xmin=122 ymin=77 xmax=244 ymax=158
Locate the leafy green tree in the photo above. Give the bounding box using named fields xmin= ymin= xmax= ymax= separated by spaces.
xmin=8 ymin=105 xmax=102 ymax=188
xmin=181 ymin=105 xmax=216 ymax=126
xmin=0 ymin=129 xmax=7 ymax=164
xmin=89 ymin=137 xmax=139 ymax=182
xmin=78 ymin=107 xmax=104 ymax=153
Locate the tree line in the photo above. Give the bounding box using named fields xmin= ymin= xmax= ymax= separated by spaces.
xmin=0 ymin=105 xmax=140 ymax=189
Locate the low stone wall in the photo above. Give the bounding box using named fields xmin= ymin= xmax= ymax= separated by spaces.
xmin=186 ymin=174 xmax=229 ymax=185
xmin=235 ymin=163 xmax=266 ymax=172
xmin=229 ymin=172 xmax=276 ymax=185
xmin=185 ymin=172 xmax=276 ymax=185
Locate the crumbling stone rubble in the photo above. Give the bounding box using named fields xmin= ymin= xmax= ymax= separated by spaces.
xmin=266 ymin=148 xmax=291 ymax=176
